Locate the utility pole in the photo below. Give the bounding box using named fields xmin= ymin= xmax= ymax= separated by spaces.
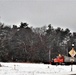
xmin=49 ymin=49 xmax=51 ymax=62
xmin=69 ymin=43 xmax=75 ymax=72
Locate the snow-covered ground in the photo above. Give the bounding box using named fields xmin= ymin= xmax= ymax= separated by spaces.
xmin=0 ymin=62 xmax=76 ymax=75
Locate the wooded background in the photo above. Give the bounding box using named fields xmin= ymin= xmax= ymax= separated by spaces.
xmin=0 ymin=22 xmax=76 ymax=63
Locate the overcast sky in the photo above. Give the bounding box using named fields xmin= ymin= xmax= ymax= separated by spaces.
xmin=0 ymin=0 xmax=76 ymax=32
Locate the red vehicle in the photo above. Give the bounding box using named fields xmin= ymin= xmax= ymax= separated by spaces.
xmin=54 ymin=56 xmax=64 ymax=63
xmin=52 ymin=54 xmax=64 ymax=64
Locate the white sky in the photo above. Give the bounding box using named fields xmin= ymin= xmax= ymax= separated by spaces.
xmin=0 ymin=0 xmax=76 ymax=32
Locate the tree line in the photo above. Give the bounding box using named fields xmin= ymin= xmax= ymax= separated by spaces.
xmin=0 ymin=22 xmax=76 ymax=63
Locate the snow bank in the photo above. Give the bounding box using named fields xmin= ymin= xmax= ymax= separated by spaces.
xmin=0 ymin=62 xmax=76 ymax=75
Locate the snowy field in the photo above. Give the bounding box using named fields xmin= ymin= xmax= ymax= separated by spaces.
xmin=0 ymin=62 xmax=76 ymax=75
